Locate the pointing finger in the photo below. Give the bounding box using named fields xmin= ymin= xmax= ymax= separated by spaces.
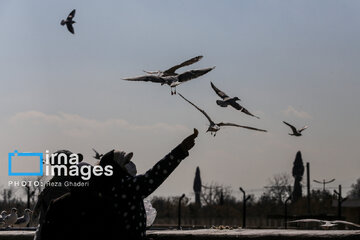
xmin=193 ymin=128 xmax=198 ymax=138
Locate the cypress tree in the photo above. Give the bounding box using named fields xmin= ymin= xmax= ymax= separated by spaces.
xmin=292 ymin=151 xmax=304 ymax=201
xmin=193 ymin=167 xmax=202 ymax=207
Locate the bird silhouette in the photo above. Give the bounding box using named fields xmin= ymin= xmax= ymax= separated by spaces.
xmin=211 ymin=82 xmax=260 ymax=119
xmin=61 ymin=9 xmax=76 ymax=34
xmin=123 ymin=67 xmax=215 ymax=95
xmin=178 ymin=93 xmax=267 ymax=137
xmin=92 ymin=148 xmax=103 ymax=160
xmin=283 ymin=121 xmax=308 ymax=136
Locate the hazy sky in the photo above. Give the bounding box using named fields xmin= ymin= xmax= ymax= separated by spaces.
xmin=1 ymin=0 xmax=359 ymax=200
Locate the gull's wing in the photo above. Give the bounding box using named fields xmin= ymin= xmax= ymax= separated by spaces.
xmin=230 ymin=102 xmax=260 ymax=119
xmin=177 ymin=67 xmax=215 ymax=83
xmin=178 ymin=93 xmax=214 ymax=125
xmin=299 ymin=126 xmax=308 ymax=133
xmin=14 ymin=216 xmax=25 ymax=225
xmin=218 ymin=122 xmax=267 ymax=132
xmin=313 ymin=180 xmax=322 ymax=184
xmin=229 ymin=101 xmax=243 ymax=111
xmin=210 ymin=82 xmax=229 ymax=100
xmin=67 ymin=9 xmax=76 ymax=20
xmin=92 ymin=148 xmax=99 ymax=155
xmin=332 ymin=220 xmax=360 ymax=228
xmin=122 ymin=75 xmax=165 ymax=84
xmin=163 ymin=56 xmax=203 ymax=76
xmin=238 ymin=105 xmax=260 ymax=119
xmin=143 ymin=70 xmax=160 ymax=75
xmin=283 ymin=121 xmax=298 ymax=133
xmin=66 ymin=23 xmax=75 ymax=34
xmin=289 ymin=219 xmax=323 ymax=224
xmin=92 ymin=148 xmax=100 ymax=159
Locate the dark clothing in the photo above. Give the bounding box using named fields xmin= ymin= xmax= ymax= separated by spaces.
xmin=40 ymin=145 xmax=188 ymax=240
xmin=33 ymin=163 xmax=91 ymax=240
xmin=33 ymin=176 xmax=71 ymax=224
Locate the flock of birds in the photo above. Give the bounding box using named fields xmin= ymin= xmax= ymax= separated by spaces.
xmin=0 ymin=208 xmax=32 ymax=228
xmin=122 ymin=54 xmax=308 ymax=137
xmin=59 ymin=9 xmax=309 ymax=137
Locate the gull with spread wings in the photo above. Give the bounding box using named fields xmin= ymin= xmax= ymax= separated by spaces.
xmin=123 ymin=66 xmax=215 ymax=95
xmin=179 ymin=93 xmax=267 ymax=137
xmin=61 ymin=9 xmax=76 ymax=34
xmin=283 ymin=121 xmax=308 ymax=136
xmin=211 ymin=82 xmax=260 ymax=119
xmin=144 ymin=55 xmax=203 ymax=77
xmin=289 ymin=219 xmax=360 ymax=230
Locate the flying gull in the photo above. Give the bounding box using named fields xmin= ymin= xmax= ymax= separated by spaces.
xmin=178 ymin=93 xmax=267 ymax=136
xmin=123 ymin=67 xmax=215 ymax=95
xmin=289 ymin=219 xmax=360 ymax=230
xmin=4 ymin=208 xmax=17 ymax=227
xmin=13 ymin=209 xmax=32 ymax=228
xmin=211 ymin=82 xmax=260 ymax=119
xmin=144 ymin=55 xmax=203 ymax=77
xmin=92 ymin=148 xmax=103 ymax=160
xmin=61 ymin=9 xmax=76 ymax=34
xmin=283 ymin=121 xmax=308 ymax=136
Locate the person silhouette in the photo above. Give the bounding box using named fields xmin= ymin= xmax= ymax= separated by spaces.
xmin=33 ymin=150 xmax=86 ymax=240
xmin=40 ymin=129 xmax=198 ymax=240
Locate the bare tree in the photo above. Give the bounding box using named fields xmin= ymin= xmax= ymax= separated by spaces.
xmin=201 ymin=183 xmax=232 ymax=206
xmin=264 ymin=173 xmax=292 ymax=203
xmin=1 ymin=186 xmax=18 ymax=210
xmin=3 ymin=187 xmax=15 ymax=204
xmin=348 ymin=178 xmax=360 ymax=199
xmin=22 ymin=176 xmax=45 ymax=209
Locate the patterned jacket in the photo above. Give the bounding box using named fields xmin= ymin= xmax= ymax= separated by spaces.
xmin=41 ymin=145 xmax=189 ymax=240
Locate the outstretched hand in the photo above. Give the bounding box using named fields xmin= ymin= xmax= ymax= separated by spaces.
xmin=113 ymin=151 xmax=134 ymax=167
xmin=179 ymin=128 xmax=198 ymax=152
